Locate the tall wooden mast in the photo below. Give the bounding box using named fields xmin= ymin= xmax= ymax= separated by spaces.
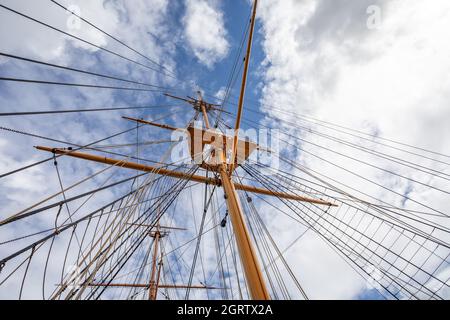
xmin=216 ymin=0 xmax=271 ymax=300
xmin=148 ymin=223 xmax=161 ymax=300
xmin=175 ymin=0 xmax=270 ymax=299
xmin=218 ymin=150 xmax=270 ymax=299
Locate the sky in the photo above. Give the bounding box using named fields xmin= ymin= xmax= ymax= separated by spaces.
xmin=1 ymin=0 xmax=450 ymax=300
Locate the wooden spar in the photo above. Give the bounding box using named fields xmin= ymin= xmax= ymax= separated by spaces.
xmin=186 ymin=3 xmax=269 ymax=296
xmin=229 ymin=0 xmax=259 ymax=175
xmin=163 ymin=93 xmax=193 ymax=104
xmin=127 ymin=224 xmax=187 ymax=231
xmin=122 ymin=116 xmax=179 ymax=131
xmin=34 ymin=146 xmax=336 ymax=206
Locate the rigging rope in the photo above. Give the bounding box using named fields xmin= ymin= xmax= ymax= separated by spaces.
xmin=0 ymin=4 xmax=171 ymax=76
xmin=49 ymin=0 xmax=177 ymax=79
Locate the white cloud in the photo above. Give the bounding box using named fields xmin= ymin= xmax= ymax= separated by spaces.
xmin=214 ymin=86 xmax=226 ymax=100
xmin=256 ymin=0 xmax=450 ymax=299
xmin=182 ymin=0 xmax=230 ymax=69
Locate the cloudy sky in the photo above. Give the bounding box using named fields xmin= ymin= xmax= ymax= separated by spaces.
xmin=1 ymin=0 xmax=450 ymax=300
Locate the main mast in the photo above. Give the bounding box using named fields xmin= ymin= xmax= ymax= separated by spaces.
xmin=215 ymin=0 xmax=271 ymax=300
